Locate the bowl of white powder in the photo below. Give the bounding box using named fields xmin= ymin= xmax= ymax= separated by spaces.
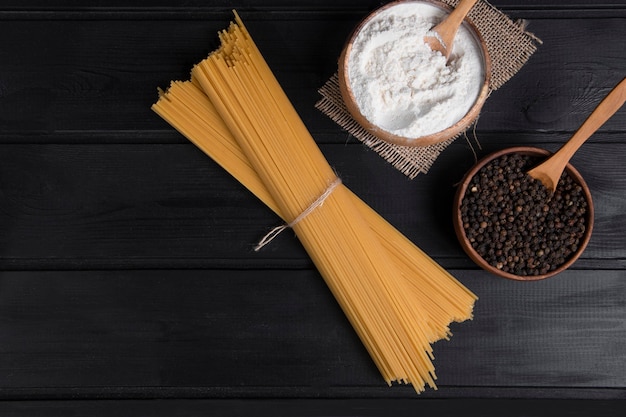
xmin=338 ymin=0 xmax=491 ymax=147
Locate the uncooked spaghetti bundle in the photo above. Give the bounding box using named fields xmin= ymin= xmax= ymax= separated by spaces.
xmin=152 ymin=12 xmax=477 ymax=393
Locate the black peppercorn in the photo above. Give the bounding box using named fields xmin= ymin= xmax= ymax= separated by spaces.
xmin=460 ymin=153 xmax=588 ymax=276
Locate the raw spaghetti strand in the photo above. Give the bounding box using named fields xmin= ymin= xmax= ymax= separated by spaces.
xmin=152 ymin=13 xmax=478 ymax=392
xmin=194 ymin=16 xmax=437 ymax=389
xmin=153 ymin=79 xmax=472 ymax=389
xmin=152 ymin=79 xmax=476 ymax=347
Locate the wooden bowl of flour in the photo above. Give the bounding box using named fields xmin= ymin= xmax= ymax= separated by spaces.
xmin=338 ymin=0 xmax=491 ymax=147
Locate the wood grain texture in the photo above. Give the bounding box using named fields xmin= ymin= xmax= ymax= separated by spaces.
xmin=0 ymin=0 xmax=625 ymax=413
xmin=0 ymin=399 xmax=623 ymax=417
xmin=0 ymin=14 xmax=625 ymax=137
xmin=0 ymin=269 xmax=624 ymax=399
xmin=1 ymin=141 xmax=625 ymax=269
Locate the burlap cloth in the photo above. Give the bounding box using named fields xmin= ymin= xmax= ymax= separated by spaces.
xmin=315 ymin=0 xmax=542 ymax=179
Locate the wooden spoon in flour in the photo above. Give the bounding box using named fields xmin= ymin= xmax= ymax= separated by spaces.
xmin=424 ymin=0 xmax=479 ymax=59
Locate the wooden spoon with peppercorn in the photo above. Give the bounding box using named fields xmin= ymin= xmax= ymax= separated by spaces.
xmin=527 ymin=77 xmax=626 ymax=193
xmin=424 ymin=0 xmax=479 ymax=60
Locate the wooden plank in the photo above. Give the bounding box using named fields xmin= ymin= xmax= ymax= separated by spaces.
xmin=0 ymin=399 xmax=625 ymax=417
xmin=0 ymin=16 xmax=624 ymax=137
xmin=0 ymin=141 xmax=625 ymax=269
xmin=0 ymin=269 xmax=624 ymax=399
xmin=1 ymin=399 xmax=625 ymax=417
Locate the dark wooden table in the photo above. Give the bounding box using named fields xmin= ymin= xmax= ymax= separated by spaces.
xmin=1 ymin=1 xmax=625 ymax=415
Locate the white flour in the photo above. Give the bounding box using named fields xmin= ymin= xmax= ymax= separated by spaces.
xmin=347 ymin=2 xmax=485 ymax=139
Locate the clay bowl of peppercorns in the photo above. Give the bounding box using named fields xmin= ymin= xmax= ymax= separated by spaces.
xmin=453 ymin=146 xmax=594 ymax=281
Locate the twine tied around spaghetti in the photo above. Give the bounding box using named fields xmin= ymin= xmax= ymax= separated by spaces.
xmin=254 ymin=177 xmax=343 ymax=251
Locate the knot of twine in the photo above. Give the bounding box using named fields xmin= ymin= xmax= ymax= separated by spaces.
xmin=254 ymin=177 xmax=342 ymax=251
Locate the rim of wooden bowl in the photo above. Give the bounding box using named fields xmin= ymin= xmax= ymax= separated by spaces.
xmin=452 ymin=146 xmax=595 ymax=281
xmin=337 ymin=0 xmax=492 ymax=147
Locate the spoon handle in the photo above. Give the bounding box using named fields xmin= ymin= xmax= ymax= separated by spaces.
xmin=433 ymin=0 xmax=479 ymax=49
xmin=529 ymin=77 xmax=626 ymax=189
xmin=557 ymin=77 xmax=626 ymax=163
